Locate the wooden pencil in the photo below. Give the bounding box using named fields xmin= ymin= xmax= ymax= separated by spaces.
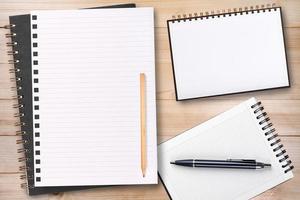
xmin=140 ymin=73 xmax=147 ymax=177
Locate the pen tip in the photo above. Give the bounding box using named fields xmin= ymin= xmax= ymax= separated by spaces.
xmin=265 ymin=164 xmax=271 ymax=167
xmin=170 ymin=161 xmax=175 ymax=164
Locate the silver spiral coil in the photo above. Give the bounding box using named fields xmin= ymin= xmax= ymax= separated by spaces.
xmin=170 ymin=3 xmax=277 ymax=22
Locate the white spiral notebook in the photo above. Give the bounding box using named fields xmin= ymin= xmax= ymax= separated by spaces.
xmin=158 ymin=98 xmax=293 ymax=200
xmin=168 ymin=6 xmax=289 ymax=100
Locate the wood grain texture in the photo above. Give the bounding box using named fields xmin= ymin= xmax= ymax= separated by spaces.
xmin=0 ymin=0 xmax=299 ymax=199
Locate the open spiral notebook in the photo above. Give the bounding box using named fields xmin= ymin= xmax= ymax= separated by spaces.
xmin=158 ymin=98 xmax=293 ymax=200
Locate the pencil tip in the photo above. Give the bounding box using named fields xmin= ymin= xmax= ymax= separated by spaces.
xmin=143 ymin=173 xmax=145 ymax=177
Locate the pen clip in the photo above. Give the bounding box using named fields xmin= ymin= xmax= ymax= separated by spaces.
xmin=227 ymin=159 xmax=256 ymax=163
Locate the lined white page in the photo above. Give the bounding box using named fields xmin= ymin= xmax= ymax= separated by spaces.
xmin=168 ymin=8 xmax=289 ymax=100
xmin=158 ymin=98 xmax=293 ymax=200
xmin=31 ymin=8 xmax=157 ymax=186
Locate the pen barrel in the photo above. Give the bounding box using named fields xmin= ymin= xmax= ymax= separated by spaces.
xmin=195 ymin=160 xmax=257 ymax=169
xmin=194 ymin=164 xmax=257 ymax=169
xmin=197 ymin=160 xmax=258 ymax=168
xmin=173 ymin=160 xmax=261 ymax=169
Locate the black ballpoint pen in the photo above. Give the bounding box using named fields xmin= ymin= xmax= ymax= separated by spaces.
xmin=170 ymin=159 xmax=271 ymax=169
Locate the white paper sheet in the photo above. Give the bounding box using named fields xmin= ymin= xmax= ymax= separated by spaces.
xmin=31 ymin=8 xmax=157 ymax=186
xmin=168 ymin=8 xmax=289 ymax=100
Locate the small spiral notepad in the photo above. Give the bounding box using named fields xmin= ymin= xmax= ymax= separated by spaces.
xmin=158 ymin=97 xmax=293 ymax=200
xmin=168 ymin=5 xmax=289 ymax=100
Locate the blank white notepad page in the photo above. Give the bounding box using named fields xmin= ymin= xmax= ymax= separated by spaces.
xmin=168 ymin=8 xmax=289 ymax=100
xmin=31 ymin=8 xmax=157 ymax=186
xmin=158 ymin=98 xmax=293 ymax=200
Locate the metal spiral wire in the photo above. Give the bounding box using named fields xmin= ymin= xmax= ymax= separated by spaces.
xmin=0 ymin=24 xmax=15 ymax=29
xmin=3 ymin=23 xmax=31 ymax=189
xmin=170 ymin=3 xmax=277 ymax=22
xmin=251 ymin=101 xmax=294 ymax=173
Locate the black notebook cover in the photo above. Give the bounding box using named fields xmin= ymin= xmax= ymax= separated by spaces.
xmin=9 ymin=3 xmax=136 ymax=195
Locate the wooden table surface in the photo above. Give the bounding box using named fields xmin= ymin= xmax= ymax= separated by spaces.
xmin=0 ymin=0 xmax=299 ymax=199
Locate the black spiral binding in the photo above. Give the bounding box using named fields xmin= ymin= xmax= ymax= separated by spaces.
xmin=2 ymin=23 xmax=32 ymax=190
xmin=170 ymin=3 xmax=277 ymax=22
xmin=251 ymin=101 xmax=294 ymax=173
